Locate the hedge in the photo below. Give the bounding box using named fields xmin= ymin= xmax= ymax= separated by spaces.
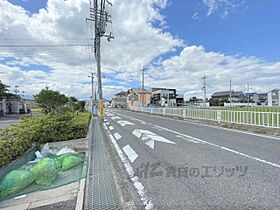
xmin=0 ymin=112 xmax=91 ymax=168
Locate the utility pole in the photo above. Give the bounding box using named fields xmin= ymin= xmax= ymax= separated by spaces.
xmin=141 ymin=67 xmax=145 ymax=107
xmin=14 ymin=85 xmax=20 ymax=115
xmin=229 ymin=77 xmax=232 ymax=107
xmin=202 ymin=75 xmax=207 ymax=106
xmin=88 ymin=73 xmax=96 ymax=115
xmin=247 ymin=83 xmax=250 ymax=106
xmin=86 ymin=0 xmax=114 ymax=120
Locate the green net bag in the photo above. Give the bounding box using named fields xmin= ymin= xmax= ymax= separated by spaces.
xmin=0 ymin=170 xmax=34 ymax=198
xmin=61 ymin=154 xmax=83 ymax=171
xmin=31 ymin=158 xmax=58 ymax=186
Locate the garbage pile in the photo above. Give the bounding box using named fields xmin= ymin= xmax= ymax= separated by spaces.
xmin=0 ymin=144 xmax=84 ymax=199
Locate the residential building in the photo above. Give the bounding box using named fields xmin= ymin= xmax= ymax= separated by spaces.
xmin=24 ymin=98 xmax=38 ymax=109
xmin=0 ymin=98 xmax=28 ymax=116
xmin=151 ymin=88 xmax=177 ymax=107
xmin=176 ymin=95 xmax=184 ymax=107
xmin=127 ymin=88 xmax=151 ymax=108
xmin=211 ymin=91 xmax=246 ymax=102
xmin=268 ymin=89 xmax=280 ymax=106
xmin=111 ymin=91 xmax=127 ymax=108
xmin=257 ymin=93 xmax=268 ymax=105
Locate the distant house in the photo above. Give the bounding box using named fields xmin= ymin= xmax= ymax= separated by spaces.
xmin=268 ymin=89 xmax=280 ymax=106
xmin=211 ymin=91 xmax=246 ymax=102
xmin=151 ymin=88 xmax=177 ymax=107
xmin=176 ymin=95 xmax=184 ymax=107
xmin=127 ymin=88 xmax=151 ymax=108
xmin=245 ymin=93 xmax=268 ymax=105
xmin=0 ymin=98 xmax=28 ymax=116
xmin=257 ymin=93 xmax=268 ymax=105
xmin=111 ymin=91 xmax=127 ymax=108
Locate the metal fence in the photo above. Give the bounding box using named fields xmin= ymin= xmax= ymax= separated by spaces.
xmin=132 ymin=107 xmax=280 ymax=128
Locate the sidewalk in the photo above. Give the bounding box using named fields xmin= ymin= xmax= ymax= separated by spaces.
xmin=84 ymin=117 xmax=122 ymax=209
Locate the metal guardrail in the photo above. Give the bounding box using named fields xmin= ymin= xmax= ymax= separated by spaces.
xmin=132 ymin=107 xmax=280 ymax=128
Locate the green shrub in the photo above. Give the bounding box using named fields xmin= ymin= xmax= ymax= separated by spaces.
xmin=0 ymin=138 xmax=32 ymax=168
xmin=0 ymin=112 xmax=91 ymax=168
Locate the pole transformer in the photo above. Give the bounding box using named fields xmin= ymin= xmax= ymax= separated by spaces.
xmin=86 ymin=0 xmax=114 ymax=120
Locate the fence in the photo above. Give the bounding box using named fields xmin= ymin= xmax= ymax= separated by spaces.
xmin=131 ymin=107 xmax=280 ymax=128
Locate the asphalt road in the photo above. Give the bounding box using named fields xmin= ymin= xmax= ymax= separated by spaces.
xmin=104 ymin=109 xmax=280 ymax=210
xmin=0 ymin=119 xmax=20 ymax=129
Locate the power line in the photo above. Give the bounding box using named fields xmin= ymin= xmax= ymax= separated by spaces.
xmin=0 ymin=44 xmax=91 ymax=47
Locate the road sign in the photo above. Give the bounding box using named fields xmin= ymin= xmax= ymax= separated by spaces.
xmin=132 ymin=129 xmax=176 ymax=149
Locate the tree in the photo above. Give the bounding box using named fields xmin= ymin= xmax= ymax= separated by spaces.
xmin=34 ymin=87 xmax=69 ymax=114
xmin=0 ymin=81 xmax=19 ymax=99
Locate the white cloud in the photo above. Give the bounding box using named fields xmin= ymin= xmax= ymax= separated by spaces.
xmin=0 ymin=0 xmax=279 ymax=102
xmin=202 ymin=0 xmax=245 ymax=18
xmin=145 ymin=46 xmax=280 ymax=99
xmin=0 ymin=0 xmax=182 ymax=99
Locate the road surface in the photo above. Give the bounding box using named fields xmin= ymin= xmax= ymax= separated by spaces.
xmin=103 ymin=109 xmax=280 ymax=209
xmin=0 ymin=119 xmax=20 ymax=129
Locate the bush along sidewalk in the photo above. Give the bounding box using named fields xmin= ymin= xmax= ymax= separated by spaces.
xmin=0 ymin=112 xmax=91 ymax=168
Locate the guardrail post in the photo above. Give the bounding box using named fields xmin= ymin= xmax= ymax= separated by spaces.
xmin=183 ymin=109 xmax=186 ymax=119
xmin=163 ymin=108 xmax=166 ymax=116
xmin=217 ymin=110 xmax=221 ymax=123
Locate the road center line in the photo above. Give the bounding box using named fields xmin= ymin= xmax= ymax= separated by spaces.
xmin=123 ymin=145 xmax=138 ymax=163
xmin=154 ymin=125 xmax=280 ymax=169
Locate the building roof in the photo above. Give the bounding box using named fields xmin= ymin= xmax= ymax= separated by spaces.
xmin=211 ymin=91 xmax=233 ymax=97
xmin=244 ymin=92 xmax=257 ymax=97
xmin=258 ymin=93 xmax=268 ymax=97
xmin=212 ymin=91 xmax=245 ymax=98
xmin=128 ymin=88 xmax=149 ymax=94
xmin=151 ymin=88 xmax=176 ymax=92
xmin=115 ymin=91 xmax=127 ymax=96
xmin=232 ymin=91 xmax=245 ymax=97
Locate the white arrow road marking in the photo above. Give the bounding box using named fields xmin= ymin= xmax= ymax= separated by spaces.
xmin=175 ymin=135 xmax=202 ymax=144
xmin=123 ymin=145 xmax=138 ymax=163
xmin=117 ymin=120 xmax=135 ymax=127
xmin=109 ymin=126 xmax=114 ymax=131
xmin=111 ymin=116 xmax=121 ymax=120
xmin=104 ymin=118 xmax=108 ymax=122
xmin=132 ymin=129 xmax=176 ymax=149
xmin=107 ymin=113 xmax=114 ymax=116
xmin=114 ymin=132 xmax=122 ymax=140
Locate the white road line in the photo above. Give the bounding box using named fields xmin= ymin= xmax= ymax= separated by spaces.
xmin=109 ymin=126 xmax=114 ymax=131
xmin=107 ymin=131 xmax=153 ymax=209
xmin=105 ymin=122 xmax=110 ymax=125
xmin=114 ymin=132 xmax=122 ymax=140
xmin=123 ymin=145 xmax=138 ymax=163
xmin=154 ymin=125 xmax=280 ymax=169
xmin=132 ymin=110 xmax=280 ymax=141
xmin=175 ymin=135 xmax=202 ymax=144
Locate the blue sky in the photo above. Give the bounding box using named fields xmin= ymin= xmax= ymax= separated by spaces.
xmin=1 ymin=0 xmax=280 ymax=99
xmin=161 ymin=0 xmax=280 ymax=62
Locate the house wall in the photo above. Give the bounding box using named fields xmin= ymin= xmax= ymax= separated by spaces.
xmin=268 ymin=90 xmax=280 ymax=106
xmin=127 ymin=92 xmax=150 ymax=108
